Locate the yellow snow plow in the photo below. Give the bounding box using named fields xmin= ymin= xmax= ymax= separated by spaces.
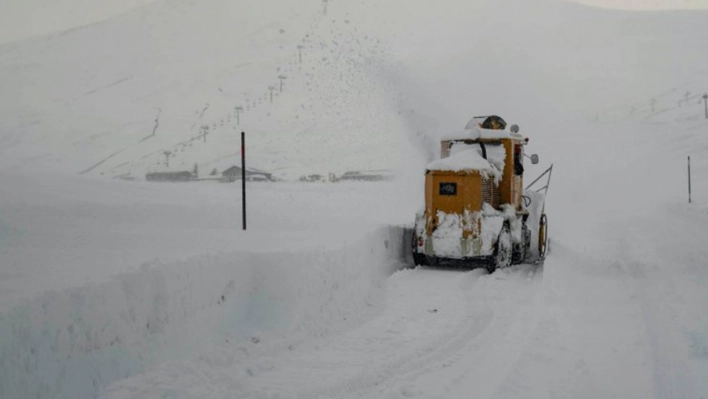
xmin=412 ymin=116 xmax=550 ymax=272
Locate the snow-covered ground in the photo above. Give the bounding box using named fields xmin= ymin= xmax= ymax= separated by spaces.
xmin=1 ymin=0 xmax=708 ymax=398
xmin=0 ymin=0 xmax=158 ymax=45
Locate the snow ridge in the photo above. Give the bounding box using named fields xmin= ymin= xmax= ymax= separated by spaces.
xmin=0 ymin=226 xmax=408 ymax=399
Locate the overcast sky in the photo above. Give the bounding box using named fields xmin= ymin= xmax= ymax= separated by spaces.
xmin=571 ymin=0 xmax=708 ymax=10
xmin=0 ymin=0 xmax=707 ymax=45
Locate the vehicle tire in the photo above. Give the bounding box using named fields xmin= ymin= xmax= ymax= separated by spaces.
xmin=412 ymin=252 xmax=428 ymax=266
xmin=538 ymin=214 xmax=548 ymax=260
xmin=485 ymin=261 xmax=496 ymax=274
xmin=411 ymin=232 xmax=428 ymax=266
xmin=490 ymin=224 xmax=513 ymax=272
xmin=512 ymin=224 xmax=531 ymax=264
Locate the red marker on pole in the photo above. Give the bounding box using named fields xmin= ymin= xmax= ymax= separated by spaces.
xmin=242 ymin=132 xmax=246 ymax=230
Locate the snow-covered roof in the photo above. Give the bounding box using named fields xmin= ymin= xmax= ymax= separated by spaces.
xmin=427 ymin=142 xmax=506 ymax=179
xmin=440 ymin=126 xmax=518 ymax=141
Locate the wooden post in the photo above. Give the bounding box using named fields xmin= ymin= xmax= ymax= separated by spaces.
xmin=242 ymin=132 xmax=247 ymax=230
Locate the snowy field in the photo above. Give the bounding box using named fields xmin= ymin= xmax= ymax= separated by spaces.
xmin=0 ymin=175 xmax=418 ymax=399
xmin=1 ymin=0 xmax=708 ymax=398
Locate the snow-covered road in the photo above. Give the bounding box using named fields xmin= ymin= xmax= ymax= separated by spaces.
xmin=2 ymin=164 xmax=707 ymax=399
xmin=98 ymin=202 xmax=708 ymax=399
xmin=101 ymin=264 xmax=545 ymax=399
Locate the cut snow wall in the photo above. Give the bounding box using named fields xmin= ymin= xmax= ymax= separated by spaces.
xmin=0 ymin=226 xmax=409 ymax=399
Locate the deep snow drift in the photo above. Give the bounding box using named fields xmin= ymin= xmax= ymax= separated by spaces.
xmin=0 ymin=175 xmax=419 ymax=399
xmin=1 ymin=0 xmax=708 ymax=398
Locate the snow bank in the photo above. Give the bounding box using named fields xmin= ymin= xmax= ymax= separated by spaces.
xmin=0 ymin=226 xmax=409 ymax=399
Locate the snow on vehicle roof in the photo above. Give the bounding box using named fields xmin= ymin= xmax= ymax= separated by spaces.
xmin=427 ymin=148 xmax=490 ymax=172
xmin=440 ymin=126 xmax=516 ymax=141
xmin=427 ymin=142 xmax=506 ymax=182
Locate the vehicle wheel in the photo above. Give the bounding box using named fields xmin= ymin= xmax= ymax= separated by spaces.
xmin=490 ymin=224 xmax=512 ymax=272
xmin=411 ymin=232 xmax=428 ymax=266
xmin=485 ymin=261 xmax=496 ymax=274
xmin=412 ymin=252 xmax=428 ymax=266
xmin=538 ymin=214 xmax=548 ymax=260
xmin=512 ymin=224 xmax=530 ymax=264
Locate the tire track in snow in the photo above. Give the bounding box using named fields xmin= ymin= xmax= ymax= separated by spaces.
xmin=289 ymin=264 xmax=544 ymax=399
xmin=596 ymin=219 xmax=700 ymax=399
xmin=617 ymin=225 xmax=697 ymax=399
xmin=97 ymin=263 xmax=544 ymax=399
xmin=468 ymin=263 xmax=547 ymax=399
xmin=239 ymin=268 xmax=491 ymax=399
xmin=320 ymin=268 xmax=495 ymax=399
xmin=625 ymin=260 xmax=693 ymax=399
xmin=429 ymin=263 xmax=545 ymax=399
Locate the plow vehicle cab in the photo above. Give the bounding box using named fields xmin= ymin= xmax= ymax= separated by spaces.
xmin=412 ymin=115 xmax=548 ymax=272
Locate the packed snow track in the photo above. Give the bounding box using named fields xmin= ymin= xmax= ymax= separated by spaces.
xmin=101 ymin=264 xmax=544 ymax=399
xmin=1 ymin=174 xmax=707 ymax=399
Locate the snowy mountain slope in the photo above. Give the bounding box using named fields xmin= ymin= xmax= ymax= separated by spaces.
xmin=0 ymin=0 xmax=158 ymax=45
xmin=3 ymin=0 xmax=707 ymax=180
xmin=0 ymin=0 xmax=417 ymax=179
xmin=374 ymin=0 xmax=708 ymax=144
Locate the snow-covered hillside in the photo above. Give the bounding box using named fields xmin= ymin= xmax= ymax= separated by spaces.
xmin=3 ymin=0 xmax=706 ymax=180
xmin=0 ymin=0 xmax=416 ymax=180
xmin=1 ymin=0 xmax=707 ymax=398
xmin=0 ymin=0 xmax=158 ymax=45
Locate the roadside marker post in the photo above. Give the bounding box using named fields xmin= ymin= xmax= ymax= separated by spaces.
xmin=688 ymin=156 xmax=692 ymax=204
xmin=242 ymin=132 xmax=247 ymax=230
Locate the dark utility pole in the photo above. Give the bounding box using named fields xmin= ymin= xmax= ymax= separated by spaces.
xmin=241 ymin=132 xmax=247 ymax=230
xmin=703 ymin=93 xmax=708 ymax=119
